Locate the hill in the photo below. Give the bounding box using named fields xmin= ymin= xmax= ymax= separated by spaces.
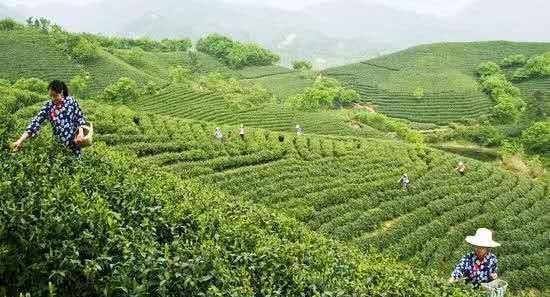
xmin=25 ymin=98 xmax=544 ymax=293
xmin=131 ymin=84 xmax=381 ymax=137
xmin=0 ymin=85 xmax=478 ymax=296
xmin=327 ymin=41 xmax=550 ymax=124
xmin=1 ymin=21 xmax=549 ymax=297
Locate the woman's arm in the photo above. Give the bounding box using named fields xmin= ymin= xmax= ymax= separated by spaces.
xmin=450 ymin=255 xmax=469 ymax=282
xmin=13 ymin=103 xmax=49 ymax=151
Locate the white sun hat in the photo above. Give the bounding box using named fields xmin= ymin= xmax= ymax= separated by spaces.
xmin=466 ymin=228 xmax=501 ymax=248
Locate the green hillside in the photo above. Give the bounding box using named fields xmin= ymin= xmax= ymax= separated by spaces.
xmin=327 ymin=41 xmax=550 ymax=124
xmin=1 ymin=19 xmax=549 ymax=297
xmin=51 ymin=100 xmax=548 ymax=293
xmin=0 ymin=30 xmax=82 ymax=82
xmin=132 ymin=85 xmax=380 ymax=137
xmin=1 ymin=86 xmax=479 ymax=297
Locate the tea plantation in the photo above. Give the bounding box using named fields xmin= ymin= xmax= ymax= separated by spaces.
xmin=62 ymin=102 xmax=548 ymax=293
xmin=1 ymin=19 xmax=549 ymax=297
xmin=327 ymin=41 xmax=550 ymax=124
xmin=1 ymin=85 xmax=483 ymax=297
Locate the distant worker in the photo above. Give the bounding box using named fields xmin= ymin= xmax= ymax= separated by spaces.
xmin=296 ymin=124 xmax=303 ymax=136
xmin=399 ymin=174 xmax=410 ymax=191
xmin=456 ymin=161 xmax=466 ymax=176
xmin=214 ymin=127 xmax=224 ymax=142
xmin=12 ymin=80 xmax=90 ymax=157
xmin=449 ymin=228 xmax=500 ymax=288
xmin=239 ymin=124 xmax=245 ymax=140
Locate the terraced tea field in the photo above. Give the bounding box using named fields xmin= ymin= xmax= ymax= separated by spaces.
xmin=132 ymin=85 xmax=381 ymax=137
xmin=45 ymin=101 xmax=549 ymax=292
xmin=327 ymin=41 xmax=550 ymax=124
xmin=0 ymin=30 xmax=81 ymax=82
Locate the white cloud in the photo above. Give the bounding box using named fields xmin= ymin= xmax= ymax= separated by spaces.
xmin=3 ymin=0 xmax=100 ymax=7
xmin=3 ymin=0 xmax=477 ymax=16
xmin=225 ymin=0 xmax=477 ymax=16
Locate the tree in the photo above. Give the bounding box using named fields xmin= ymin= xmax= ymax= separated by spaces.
xmin=289 ymin=77 xmax=359 ymax=111
xmin=38 ymin=17 xmax=51 ymax=31
xmin=127 ymin=47 xmax=145 ymax=66
xmin=500 ymin=54 xmax=527 ymax=68
xmin=491 ymin=100 xmax=521 ymax=124
xmin=169 ymin=66 xmax=193 ymax=85
xmin=187 ymin=51 xmax=200 ymax=73
xmin=25 ymin=17 xmax=34 ymax=27
xmin=292 ymin=60 xmax=313 ymax=71
xmin=71 ymin=38 xmax=99 ymax=63
xmin=529 ymin=91 xmax=547 ymax=119
xmin=69 ymin=74 xmax=91 ymax=98
xmin=160 ymin=38 xmax=192 ymax=52
xmin=196 ymin=34 xmax=235 ymax=60
xmin=196 ymin=34 xmax=279 ymax=69
xmin=101 ymin=77 xmax=140 ymax=103
xmin=142 ymin=81 xmax=160 ymax=96
xmin=522 ymin=121 xmax=550 ymax=154
xmin=478 ymin=62 xmax=501 ymax=77
xmin=0 ymin=18 xmax=22 ymax=31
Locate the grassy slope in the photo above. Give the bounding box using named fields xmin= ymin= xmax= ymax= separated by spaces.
xmin=0 ymin=29 xmax=365 ymax=138
xmin=327 ymin=41 xmax=550 ymax=124
xmin=57 ymin=100 xmax=550 ymax=293
xmin=131 ymin=85 xmax=381 ymax=137
xmin=3 ymin=89 xmax=478 ymax=297
xmin=0 ymin=30 xmax=82 ymax=82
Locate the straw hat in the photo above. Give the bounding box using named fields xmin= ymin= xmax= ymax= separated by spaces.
xmin=466 ymin=228 xmax=500 ymax=248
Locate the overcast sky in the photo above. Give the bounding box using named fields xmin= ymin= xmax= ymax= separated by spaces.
xmin=2 ymin=0 xmax=476 ymax=16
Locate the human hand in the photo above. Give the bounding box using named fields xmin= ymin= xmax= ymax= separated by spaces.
xmin=491 ymin=273 xmax=498 ymax=280
xmin=11 ymin=140 xmax=22 ymax=152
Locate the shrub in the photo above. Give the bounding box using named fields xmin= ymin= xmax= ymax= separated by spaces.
xmin=126 ymin=47 xmax=145 ymax=66
xmin=12 ymin=78 xmax=48 ymax=94
xmin=70 ymin=37 xmax=99 ymax=63
xmin=522 ymin=121 xmax=550 ymax=154
xmin=500 ymin=54 xmax=527 ymax=67
xmin=478 ymin=61 xmax=501 ymax=77
xmin=142 ymin=81 xmax=160 ymax=96
xmin=355 ymin=112 xmax=425 ymax=144
xmin=69 ymin=74 xmax=91 ymax=98
xmin=478 ymin=63 xmax=524 ymax=124
xmin=512 ymin=52 xmax=550 ymax=80
xmin=101 ymin=77 xmax=140 ymax=103
xmin=169 ymin=65 xmax=193 ymax=85
xmin=292 ymin=60 xmax=313 ymax=71
xmin=199 ymin=72 xmax=272 ymax=111
xmin=0 ymin=18 xmax=22 ymax=31
xmin=491 ymin=100 xmax=521 ymax=124
xmin=197 ymin=34 xmax=279 ymax=69
xmin=289 ymin=77 xmax=360 ymax=111
xmin=159 ymin=38 xmax=192 ymax=52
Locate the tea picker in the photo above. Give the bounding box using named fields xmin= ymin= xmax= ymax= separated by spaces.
xmin=398 ymin=173 xmax=410 ymax=191
xmin=215 ymin=127 xmax=224 ymax=142
xmin=449 ymin=228 xmax=507 ymax=296
xmin=239 ymin=124 xmax=245 ymax=140
xmin=296 ymin=124 xmax=303 ymax=136
xmin=11 ymin=80 xmax=93 ymax=157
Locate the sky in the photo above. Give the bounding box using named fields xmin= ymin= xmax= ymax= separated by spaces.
xmin=2 ymin=0 xmax=476 ymax=16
